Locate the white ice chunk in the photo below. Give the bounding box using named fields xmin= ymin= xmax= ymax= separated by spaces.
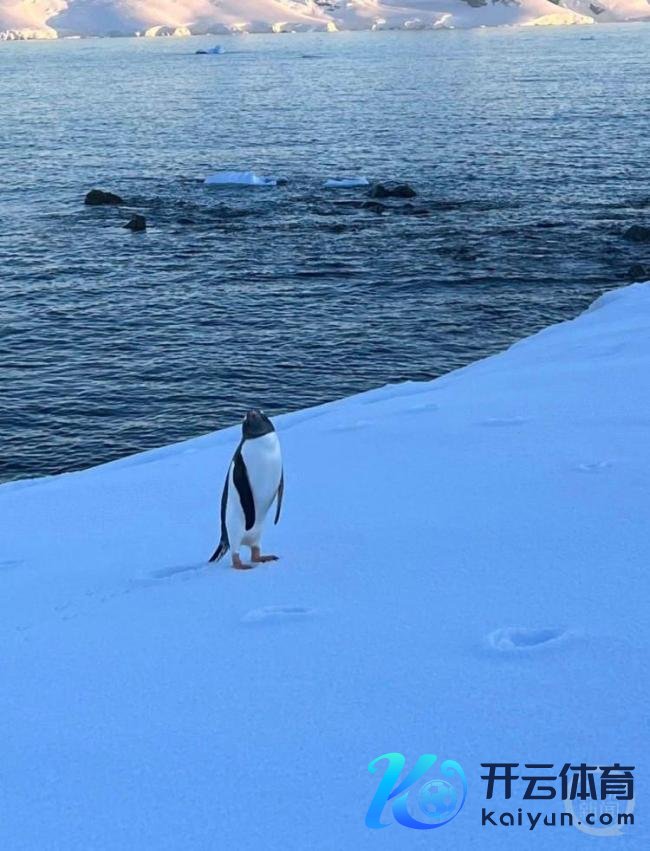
xmin=204 ymin=171 xmax=277 ymax=187
xmin=323 ymin=177 xmax=370 ymax=188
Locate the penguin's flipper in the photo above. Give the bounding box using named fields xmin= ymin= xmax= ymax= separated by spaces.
xmin=274 ymin=471 xmax=284 ymax=525
xmin=233 ymin=450 xmax=256 ymax=531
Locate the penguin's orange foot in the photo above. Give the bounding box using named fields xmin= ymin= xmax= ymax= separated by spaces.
xmin=251 ymin=547 xmax=279 ymax=564
xmin=231 ymin=554 xmax=253 ymax=570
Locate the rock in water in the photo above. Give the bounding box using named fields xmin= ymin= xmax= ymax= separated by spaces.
xmin=123 ymin=214 xmax=147 ymax=232
xmin=369 ymin=182 xmax=417 ymax=199
xmin=399 ymin=202 xmax=430 ymax=216
xmin=623 ymin=225 xmax=650 ymax=243
xmin=629 ymin=263 xmax=649 ymax=281
xmin=85 ymin=189 xmax=125 ymax=206
xmin=361 ymin=200 xmax=388 ymax=214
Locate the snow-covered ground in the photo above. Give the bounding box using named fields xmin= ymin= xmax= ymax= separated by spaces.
xmin=0 ymin=284 xmax=650 ymax=851
xmin=2 ymin=0 xmax=649 ymax=40
xmin=1 ymin=282 xmax=648 ymax=849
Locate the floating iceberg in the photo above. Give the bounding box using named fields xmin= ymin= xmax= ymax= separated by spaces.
xmin=204 ymin=171 xmax=278 ymax=187
xmin=323 ymin=177 xmax=370 ymax=188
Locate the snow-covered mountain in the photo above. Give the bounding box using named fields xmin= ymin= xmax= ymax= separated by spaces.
xmin=1 ymin=282 xmax=649 ymax=848
xmin=563 ymin=0 xmax=650 ymax=21
xmin=1 ymin=0 xmax=649 ymax=40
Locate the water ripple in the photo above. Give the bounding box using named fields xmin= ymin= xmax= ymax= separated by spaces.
xmin=1 ymin=28 xmax=649 ymax=480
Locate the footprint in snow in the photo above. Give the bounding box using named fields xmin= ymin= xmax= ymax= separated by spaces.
xmin=329 ymin=420 xmax=371 ymax=432
xmin=575 ymin=460 xmax=613 ymax=473
xmin=278 ymin=409 xmax=329 ymax=431
xmin=362 ymin=384 xmax=431 ymax=405
xmin=149 ymin=562 xmax=207 ymax=580
xmin=0 ymin=559 xmax=23 ymax=571
xmin=407 ymin=401 xmax=439 ymax=413
xmin=129 ymin=562 xmax=207 ymax=588
xmin=242 ymin=605 xmax=314 ymax=624
xmin=487 ymin=626 xmax=569 ymax=652
xmin=479 ymin=416 xmax=529 ymax=427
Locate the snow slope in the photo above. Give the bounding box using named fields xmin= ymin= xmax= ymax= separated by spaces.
xmin=1 ymin=283 xmax=649 ymax=849
xmin=561 ymin=0 xmax=650 ymax=22
xmin=0 ymin=0 xmax=65 ymax=39
xmin=329 ymin=0 xmax=593 ymax=30
xmin=5 ymin=0 xmax=639 ymax=40
xmin=47 ymin=0 xmax=329 ymax=38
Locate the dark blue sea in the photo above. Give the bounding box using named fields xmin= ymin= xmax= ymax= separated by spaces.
xmin=2 ymin=25 xmax=650 ymax=482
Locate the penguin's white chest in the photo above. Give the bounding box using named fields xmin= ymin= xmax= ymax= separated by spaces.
xmin=241 ymin=432 xmax=282 ymax=518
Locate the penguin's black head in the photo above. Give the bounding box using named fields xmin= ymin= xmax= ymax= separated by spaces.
xmin=242 ymin=409 xmax=275 ymax=440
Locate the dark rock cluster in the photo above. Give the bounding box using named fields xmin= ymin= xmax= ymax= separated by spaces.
xmin=123 ymin=214 xmax=147 ymax=232
xmin=368 ymin=182 xmax=417 ymax=199
xmin=623 ymin=225 xmax=650 ymax=243
xmin=85 ymin=189 xmax=125 ymax=206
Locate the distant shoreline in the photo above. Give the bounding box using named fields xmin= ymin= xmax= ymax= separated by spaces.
xmin=6 ymin=9 xmax=650 ymax=43
xmin=10 ymin=5 xmax=650 ymax=44
xmin=5 ymin=20 xmax=650 ymax=44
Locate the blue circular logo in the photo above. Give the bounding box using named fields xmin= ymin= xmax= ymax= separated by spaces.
xmin=418 ymin=779 xmax=458 ymax=821
xmin=366 ymin=754 xmax=467 ymax=830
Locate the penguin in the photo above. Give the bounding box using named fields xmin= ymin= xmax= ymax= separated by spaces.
xmin=209 ymin=409 xmax=284 ymax=570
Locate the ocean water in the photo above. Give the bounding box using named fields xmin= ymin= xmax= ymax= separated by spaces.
xmin=2 ymin=25 xmax=650 ymax=482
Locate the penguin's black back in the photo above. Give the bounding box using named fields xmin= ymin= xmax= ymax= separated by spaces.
xmin=233 ymin=449 xmax=255 ymax=530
